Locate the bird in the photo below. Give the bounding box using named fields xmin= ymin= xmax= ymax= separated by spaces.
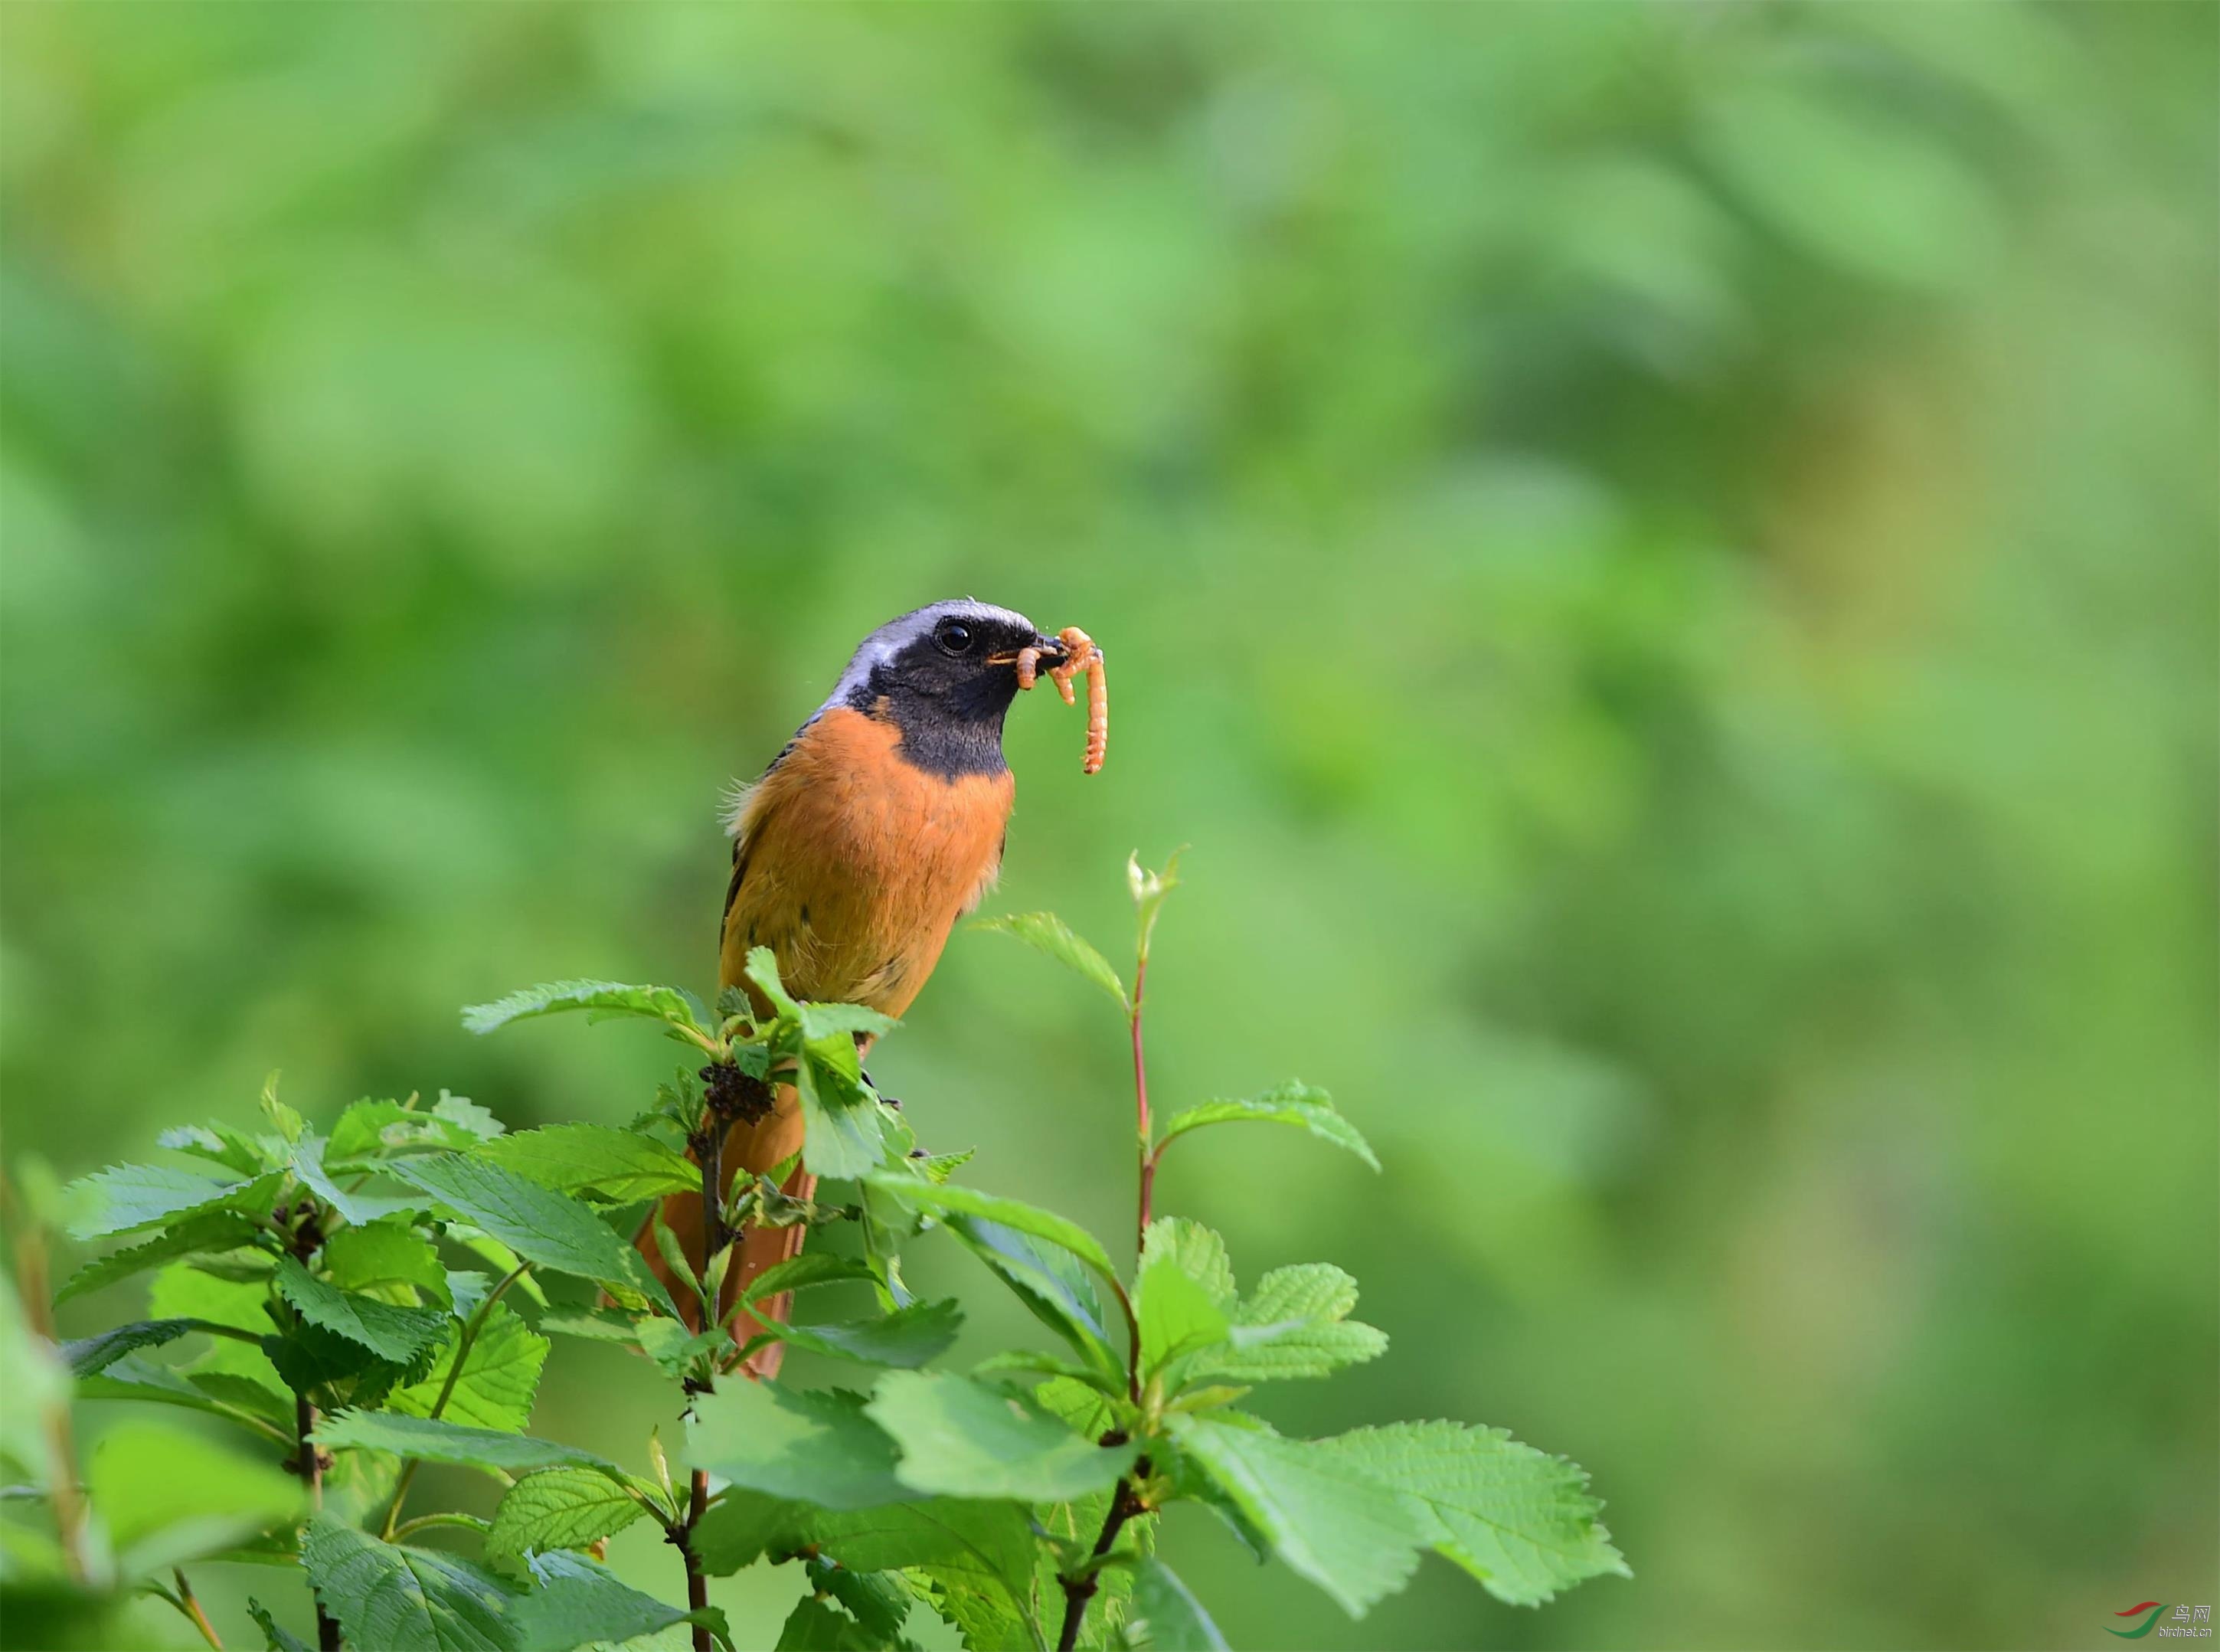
xmin=640 ymin=599 xmax=1078 ymax=1376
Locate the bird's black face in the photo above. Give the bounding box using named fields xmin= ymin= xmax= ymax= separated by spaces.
xmin=831 ymin=601 xmax=1063 ymax=779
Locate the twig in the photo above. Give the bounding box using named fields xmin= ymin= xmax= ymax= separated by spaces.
xmin=683 ymin=1469 xmax=712 ymax=1652
xmin=2 ymin=1171 xmax=90 ymax=1585
xmin=295 ymin=1391 xmax=338 ymax=1652
xmin=673 ymin=1077 xmax=734 ymax=1652
xmin=1056 ymin=1463 xmax=1150 ymax=1652
xmin=378 ymin=1262 xmax=531 ymax=1540
xmin=169 ymin=1569 xmax=224 ymax=1650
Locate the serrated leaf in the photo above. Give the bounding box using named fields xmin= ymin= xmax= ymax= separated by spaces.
xmin=431 ymin=1093 xmax=504 ymax=1139
xmin=388 ymin=1154 xmax=672 ymax=1313
xmin=328 ymin=1100 xmax=489 ymax=1162
xmin=1138 ymin=1220 xmax=1234 ymax=1310
xmin=158 ymin=1122 xmax=276 ymax=1177
xmin=795 ymin=1039 xmax=891 ymax=1181
xmin=936 ymin=1217 xmax=1125 ymax=1387
xmin=265 ymin=1320 xmax=436 ymax=1412
xmin=867 ymin=1371 xmax=1134 ymax=1503
xmin=76 ymin=1354 xmax=286 ymax=1432
xmin=463 ymin=980 xmax=708 ymax=1038
xmin=515 ymin=1548 xmax=725 ymax=1652
xmin=1166 ymin=1414 xmax=1426 ymax=1616
xmin=146 ymin=1262 xmax=288 ymax=1398
xmin=56 ymin=1212 xmax=266 ymax=1306
xmin=1136 ymin=1258 xmax=1228 ymax=1381
xmin=768 ymin=1299 xmax=963 ymax=1369
xmin=273 ymin=1258 xmax=450 ymax=1364
xmin=247 ymin=1598 xmax=314 ymax=1652
xmin=1310 ymin=1421 xmax=1629 ymax=1606
xmin=738 ymin=1252 xmax=878 ymax=1307
xmin=773 ymin=1597 xmax=878 ymax=1652
xmin=87 ymin=1420 xmax=303 ymax=1578
xmin=797 ymin=1001 xmax=901 ymax=1044
xmin=862 ymin=1177 xmax=1118 ymax=1284
xmin=315 ymin=1410 xmax=621 ymax=1477
xmin=634 ymin=1318 xmax=731 ymax=1379
xmin=386 ymin=1303 xmax=548 ymax=1433
xmin=323 ymin=1219 xmax=452 ymax=1309
xmin=970 ymin=913 xmax=1128 ymax=1012
xmin=60 ymin=1318 xmax=240 ymax=1376
xmin=486 ymin=1468 xmax=649 ymax=1568
xmin=63 ymin=1163 xmax=273 ymax=1241
xmin=292 ymin=1137 xmax=425 ymax=1228
xmin=685 ymin=1382 xmax=908 ymax=1510
xmin=302 ymin=1516 xmax=521 ymax=1652
xmin=1205 ymin=1264 xmax=1385 ymax=1382
xmin=1120 ymin=1557 xmax=1228 ymax=1651
xmin=1155 ymin=1084 xmax=1377 ymax=1173
xmin=472 ymin=1125 xmax=700 ymax=1202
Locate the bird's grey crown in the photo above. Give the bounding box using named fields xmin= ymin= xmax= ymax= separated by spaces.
xmin=816 ymin=598 xmax=1035 ymax=716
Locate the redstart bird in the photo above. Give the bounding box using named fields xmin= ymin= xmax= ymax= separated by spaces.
xmin=642 ymin=600 xmax=1079 ymax=1372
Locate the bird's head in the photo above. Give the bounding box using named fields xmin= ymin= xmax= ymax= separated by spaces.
xmin=823 ymin=600 xmax=1067 ymax=777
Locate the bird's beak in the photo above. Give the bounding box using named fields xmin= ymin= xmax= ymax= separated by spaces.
xmin=987 ymin=634 xmax=1070 ymax=671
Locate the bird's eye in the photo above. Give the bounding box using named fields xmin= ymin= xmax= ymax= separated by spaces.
xmin=936 ymin=620 xmax=973 ymax=654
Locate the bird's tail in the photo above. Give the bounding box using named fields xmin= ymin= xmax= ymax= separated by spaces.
xmin=635 ymin=1082 xmax=812 ymax=1382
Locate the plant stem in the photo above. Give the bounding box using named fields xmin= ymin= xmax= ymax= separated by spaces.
xmin=378 ymin=1262 xmax=530 ymax=1540
xmin=295 ymin=1391 xmax=339 ymax=1652
xmin=683 ymin=1469 xmax=712 ymax=1652
xmin=1130 ymin=954 xmax=1153 ymax=1258
xmin=2 ymin=1173 xmax=90 ymax=1585
xmin=170 ymin=1569 xmax=224 ymax=1650
xmin=1055 ymin=1464 xmax=1150 ymax=1652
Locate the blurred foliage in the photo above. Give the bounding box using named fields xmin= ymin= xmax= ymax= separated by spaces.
xmin=2 ymin=4 xmax=2213 ymax=1648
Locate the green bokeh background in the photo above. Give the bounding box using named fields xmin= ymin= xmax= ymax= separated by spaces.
xmin=4 ymin=5 xmax=2213 ymax=1648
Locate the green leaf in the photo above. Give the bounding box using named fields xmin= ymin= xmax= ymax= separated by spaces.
xmin=1138 ymin=1221 xmax=1234 ymax=1309
xmin=157 ymin=1122 xmax=276 ymax=1177
xmin=53 ymin=1212 xmax=266 ymax=1305
xmin=145 ymin=1262 xmax=288 ymax=1398
xmin=327 ymin=1099 xmax=492 ymax=1161
xmin=685 ymin=1382 xmax=908 ymax=1510
xmin=74 ymin=1356 xmax=290 ymax=1434
xmin=62 ymin=1163 xmax=270 ymax=1241
xmin=937 ymin=1217 xmax=1125 ymax=1387
xmin=292 ymin=1137 xmax=425 ymax=1227
xmin=323 ymin=1219 xmax=452 ymax=1308
xmin=1121 ymin=1557 xmax=1228 ymax=1651
xmin=302 ymin=1516 xmax=521 ymax=1652
xmin=795 ymin=1037 xmax=891 ymax=1181
xmin=739 ymin=1252 xmax=878 ymax=1307
xmin=1165 ymin=1414 xmax=1427 ymax=1616
xmin=797 ymin=1001 xmax=901 ymax=1044
xmin=388 ymin=1154 xmax=672 ymax=1313
xmin=247 ymin=1598 xmax=315 ymax=1652
xmin=1209 ymin=1264 xmax=1386 ymax=1382
xmin=431 ymin=1093 xmax=505 ymax=1140
xmin=1136 ymin=1258 xmax=1229 ymax=1380
xmin=386 ymin=1303 xmax=548 ymax=1433
xmin=773 ymin=1597 xmax=879 ymax=1652
xmin=1154 ymin=1084 xmax=1377 ymax=1173
xmin=462 ymin=980 xmax=709 ymax=1038
xmin=274 ymin=1258 xmax=451 ymax=1365
xmin=767 ymin=1299 xmax=963 ymax=1369
xmin=970 ymin=913 xmax=1129 ymax=1012
xmin=1127 ymin=849 xmax=1183 ymax=965
xmin=862 ymin=1177 xmax=1119 ymax=1284
xmin=472 ymin=1125 xmax=701 ymax=1203
xmin=1311 ymin=1421 xmax=1629 ymax=1606
xmin=515 ymin=1549 xmax=725 ymax=1652
xmin=314 ymin=1410 xmax=622 ymax=1477
xmin=486 ymin=1467 xmax=650 ymax=1568
xmin=260 ymin=1075 xmax=307 ymax=1146
xmin=264 ymin=1320 xmax=429 ymax=1412
xmin=59 ymin=1318 xmax=238 ymax=1376
xmin=634 ymin=1318 xmax=731 ymax=1379
xmin=866 ymin=1371 xmax=1135 ymax=1502
xmin=87 ymin=1420 xmax=303 ymax=1578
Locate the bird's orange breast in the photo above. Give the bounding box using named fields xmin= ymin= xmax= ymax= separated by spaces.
xmin=718 ymin=705 xmax=1014 ymax=1016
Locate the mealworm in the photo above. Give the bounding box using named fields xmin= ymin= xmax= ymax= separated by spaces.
xmin=1010 ymin=625 xmax=1108 ymax=774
